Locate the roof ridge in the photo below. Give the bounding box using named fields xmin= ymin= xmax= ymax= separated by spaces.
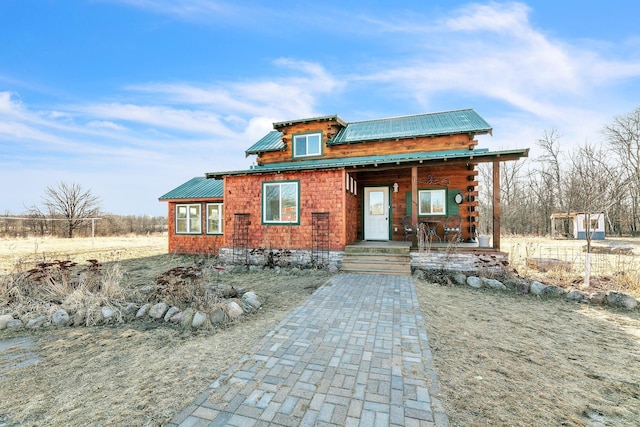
xmin=345 ymin=108 xmax=475 ymax=125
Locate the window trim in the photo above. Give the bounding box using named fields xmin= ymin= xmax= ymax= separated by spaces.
xmin=175 ymin=203 xmax=202 ymax=234
xmin=262 ymin=180 xmax=300 ymax=225
xmin=418 ymin=189 xmax=447 ymax=216
xmin=206 ymin=202 xmax=224 ymax=235
xmin=292 ymin=131 xmax=322 ymax=158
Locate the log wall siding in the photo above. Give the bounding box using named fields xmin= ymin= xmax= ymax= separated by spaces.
xmin=224 ymin=169 xmax=347 ymax=251
xmin=356 ymin=164 xmax=479 ymax=241
xmin=257 ymin=120 xmax=479 ymax=165
xmin=166 ymin=200 xmax=224 ymax=255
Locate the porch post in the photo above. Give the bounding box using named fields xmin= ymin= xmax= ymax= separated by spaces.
xmin=492 ymin=160 xmax=501 ymax=250
xmin=411 ymin=166 xmax=418 ymax=231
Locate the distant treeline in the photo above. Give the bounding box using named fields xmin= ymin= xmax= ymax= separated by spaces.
xmin=0 ymin=214 xmax=167 ymax=238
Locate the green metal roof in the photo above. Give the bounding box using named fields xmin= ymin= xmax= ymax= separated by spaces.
xmin=159 ymin=177 xmax=223 ymax=200
xmin=329 ymin=109 xmax=492 ymax=145
xmin=206 ymin=148 xmax=529 ymax=179
xmin=245 ymin=109 xmax=492 ymax=155
xmin=245 ymin=131 xmax=285 ymax=156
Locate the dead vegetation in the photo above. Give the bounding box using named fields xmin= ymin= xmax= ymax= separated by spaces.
xmin=1 ymin=235 xmax=640 ymax=426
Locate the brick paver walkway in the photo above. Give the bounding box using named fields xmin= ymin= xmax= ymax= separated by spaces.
xmin=168 ymin=273 xmax=448 ymax=426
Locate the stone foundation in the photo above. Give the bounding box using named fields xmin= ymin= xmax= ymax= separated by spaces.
xmin=220 ymin=246 xmax=510 ymax=274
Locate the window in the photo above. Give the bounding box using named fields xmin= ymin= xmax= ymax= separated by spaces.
xmin=418 ymin=189 xmax=446 ymax=216
xmin=206 ymin=203 xmax=223 ymax=234
xmin=176 ymin=204 xmax=201 ymax=234
xmin=293 ymin=132 xmax=321 ymax=158
xmin=263 ymin=181 xmax=299 ymax=224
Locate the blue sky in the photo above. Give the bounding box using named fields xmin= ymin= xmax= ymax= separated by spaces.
xmin=2 ymin=1 xmax=640 ymax=216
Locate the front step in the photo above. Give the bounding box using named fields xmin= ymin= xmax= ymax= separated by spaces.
xmin=341 ymin=242 xmax=412 ymax=276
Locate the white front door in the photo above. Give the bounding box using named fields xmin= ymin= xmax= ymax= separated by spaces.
xmin=364 ymin=187 xmax=390 ymax=240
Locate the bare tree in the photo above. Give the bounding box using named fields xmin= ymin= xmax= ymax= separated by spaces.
xmin=603 ymin=107 xmax=640 ymax=235
xmin=42 ymin=182 xmax=101 ymax=238
xmin=569 ymin=143 xmax=629 ymax=287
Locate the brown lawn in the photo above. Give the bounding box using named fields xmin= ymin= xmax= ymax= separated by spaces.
xmin=1 ymin=235 xmax=639 ymax=426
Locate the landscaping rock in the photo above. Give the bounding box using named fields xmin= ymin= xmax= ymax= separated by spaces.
xmin=149 ymin=302 xmax=169 ymax=319
xmin=589 ymin=291 xmax=607 ymax=304
xmin=191 ymin=311 xmax=207 ymax=328
xmin=515 ymin=281 xmax=530 ymax=294
xmin=72 ymin=309 xmax=86 ymax=327
xmin=136 ymin=304 xmax=150 ymax=318
xmin=530 ymin=281 xmax=547 ymax=295
xmin=328 ymin=263 xmax=339 ymax=274
xmin=466 ymin=276 xmax=483 ymax=289
xmin=244 ymin=297 xmax=261 ymax=310
xmin=413 ymin=269 xmax=426 ymax=280
xmin=482 ymin=278 xmax=507 ymax=291
xmin=101 ymin=306 xmax=116 ymax=320
xmin=0 ymin=314 xmax=13 ymax=330
xmin=543 ymin=285 xmax=566 ymax=298
xmin=164 ymin=306 xmax=180 ymax=322
xmin=453 ymin=273 xmax=467 ymax=286
xmin=226 ymin=301 xmax=244 ymax=319
xmin=242 ymin=291 xmax=257 ymax=301
xmin=209 ymin=307 xmax=225 ymax=325
xmin=503 ymin=278 xmax=518 ymax=290
xmin=169 ymin=311 xmax=185 ymax=323
xmin=6 ymin=319 xmax=24 ymax=329
xmin=249 ymin=265 xmax=263 ymax=272
xmin=26 ymin=316 xmax=47 ymax=329
xmin=180 ymin=308 xmax=195 ymax=328
xmin=123 ymin=303 xmax=138 ymax=316
xmin=565 ymin=290 xmax=589 ymax=303
xmin=52 ymin=309 xmax=70 ymax=326
xmin=605 ymin=291 xmax=638 ymax=310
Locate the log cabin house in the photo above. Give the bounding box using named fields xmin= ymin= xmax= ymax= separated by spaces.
xmin=159 ymin=109 xmax=528 ymax=271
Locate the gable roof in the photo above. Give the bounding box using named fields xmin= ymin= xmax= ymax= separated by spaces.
xmin=158 ymin=177 xmax=223 ymax=201
xmin=329 ymin=109 xmax=492 ymax=145
xmin=245 ymin=108 xmax=492 ymax=155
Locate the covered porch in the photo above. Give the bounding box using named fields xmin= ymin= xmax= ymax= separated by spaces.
xmin=343 ymin=148 xmax=528 ymax=252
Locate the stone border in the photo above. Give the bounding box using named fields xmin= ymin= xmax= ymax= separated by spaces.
xmin=413 ymin=269 xmax=640 ymax=311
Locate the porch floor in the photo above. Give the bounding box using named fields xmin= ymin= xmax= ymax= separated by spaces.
xmin=350 ymin=240 xmax=499 ymax=252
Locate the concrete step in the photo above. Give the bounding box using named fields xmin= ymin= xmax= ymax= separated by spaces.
xmin=340 ymin=266 xmax=412 ymax=276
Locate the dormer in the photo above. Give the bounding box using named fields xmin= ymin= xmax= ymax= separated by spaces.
xmin=246 ymin=115 xmax=347 ymax=165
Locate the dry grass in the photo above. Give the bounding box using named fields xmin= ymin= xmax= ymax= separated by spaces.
xmin=502 ymin=235 xmax=640 ymax=297
xmin=416 ymin=280 xmax=640 ymax=427
xmin=2 ymin=235 xmax=640 ymax=426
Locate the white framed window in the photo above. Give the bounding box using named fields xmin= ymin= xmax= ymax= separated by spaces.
xmin=263 ymin=181 xmax=299 ymax=224
xmin=293 ymin=132 xmax=321 ymax=158
xmin=176 ymin=204 xmax=201 ymax=234
xmin=418 ymin=189 xmax=446 ymax=216
xmin=206 ymin=203 xmax=223 ymax=234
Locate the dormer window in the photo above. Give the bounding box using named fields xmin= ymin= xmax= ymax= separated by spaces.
xmin=293 ymin=132 xmax=322 ymax=158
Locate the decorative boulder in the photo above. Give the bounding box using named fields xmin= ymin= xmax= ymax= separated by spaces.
xmin=466 ymin=276 xmax=483 ymax=289
xmin=543 ymin=285 xmax=566 ymax=298
xmin=164 ymin=306 xmax=180 ymax=322
xmin=6 ymin=319 xmax=24 ymax=329
xmin=226 ymin=301 xmax=244 ymax=319
xmin=149 ymin=302 xmax=169 ymax=319
xmin=180 ymin=308 xmax=195 ymax=328
xmin=52 ymin=309 xmax=70 ymax=326
xmin=515 ymin=281 xmax=530 ymax=294
xmin=453 ymin=273 xmax=467 ymax=286
xmin=589 ymin=291 xmax=607 ymax=304
xmin=209 ymin=307 xmax=225 ymax=325
xmin=123 ymin=303 xmax=138 ymax=316
xmin=482 ymin=278 xmax=507 ymax=291
xmin=605 ymin=291 xmax=638 ymax=310
xmin=136 ymin=304 xmax=150 ymax=318
xmin=191 ymin=311 xmax=207 ymax=328
xmin=101 ymin=306 xmax=116 ymax=320
xmin=328 ymin=263 xmax=339 ymax=274
xmin=530 ymin=281 xmax=547 ymax=296
xmin=565 ymin=290 xmax=589 ymax=303
xmin=26 ymin=315 xmax=47 ymax=329
xmin=72 ymin=309 xmax=86 ymax=327
xmin=0 ymin=314 xmax=14 ymax=330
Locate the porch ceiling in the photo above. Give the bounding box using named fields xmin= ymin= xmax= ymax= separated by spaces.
xmin=205 ymin=148 xmax=529 ymax=179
